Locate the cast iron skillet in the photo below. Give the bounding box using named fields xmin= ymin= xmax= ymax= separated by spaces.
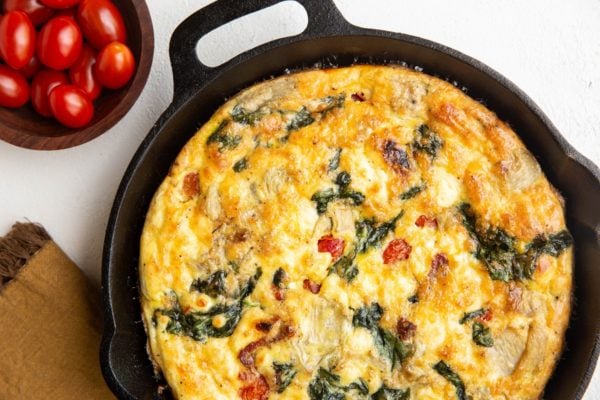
xmin=101 ymin=0 xmax=600 ymax=398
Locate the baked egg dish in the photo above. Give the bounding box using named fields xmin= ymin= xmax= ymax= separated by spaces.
xmin=139 ymin=65 xmax=573 ymax=400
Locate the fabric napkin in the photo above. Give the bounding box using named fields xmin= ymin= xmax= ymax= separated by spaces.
xmin=0 ymin=222 xmax=115 ymax=399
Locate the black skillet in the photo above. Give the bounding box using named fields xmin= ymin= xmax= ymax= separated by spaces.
xmin=101 ymin=0 xmax=600 ymax=398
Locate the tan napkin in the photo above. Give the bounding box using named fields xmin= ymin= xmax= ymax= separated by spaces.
xmin=0 ymin=222 xmax=115 ymax=399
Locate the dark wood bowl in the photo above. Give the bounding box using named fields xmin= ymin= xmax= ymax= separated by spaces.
xmin=0 ymin=0 xmax=154 ymax=150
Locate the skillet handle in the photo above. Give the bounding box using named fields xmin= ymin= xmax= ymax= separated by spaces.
xmin=168 ymin=0 xmax=357 ymax=109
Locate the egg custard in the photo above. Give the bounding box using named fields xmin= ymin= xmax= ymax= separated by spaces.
xmin=140 ymin=65 xmax=573 ymax=400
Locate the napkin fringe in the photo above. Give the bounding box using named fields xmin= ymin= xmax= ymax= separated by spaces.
xmin=0 ymin=222 xmax=51 ymax=290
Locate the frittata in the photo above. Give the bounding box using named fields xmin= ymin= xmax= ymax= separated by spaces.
xmin=139 ymin=65 xmax=573 ymax=400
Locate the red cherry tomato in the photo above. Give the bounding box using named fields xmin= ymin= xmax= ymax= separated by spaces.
xmin=37 ymin=15 xmax=82 ymax=70
xmin=93 ymin=41 xmax=134 ymax=89
xmin=18 ymin=54 xmax=40 ymax=78
xmin=39 ymin=0 xmax=80 ymax=9
xmin=0 ymin=11 xmax=36 ymax=69
xmin=3 ymin=0 xmax=54 ymax=26
xmin=48 ymin=83 xmax=93 ymax=127
xmin=0 ymin=65 xmax=29 ymax=108
xmin=69 ymin=45 xmax=101 ymax=100
xmin=76 ymin=0 xmax=126 ymax=49
xmin=30 ymin=68 xmax=68 ymax=116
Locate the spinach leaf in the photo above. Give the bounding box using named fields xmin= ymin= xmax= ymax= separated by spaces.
xmin=328 ymin=212 xmax=403 ymax=282
xmin=287 ymin=94 xmax=345 ymax=134
xmin=352 ymin=302 xmax=384 ymax=330
xmin=228 ymin=260 xmax=240 ymax=272
xmin=233 ymin=158 xmax=248 ymax=172
xmin=273 ymin=361 xmax=296 ymax=393
xmin=342 ymin=190 xmax=365 ymax=206
xmin=353 ymin=303 xmax=414 ymax=369
xmin=336 ymin=171 xmax=352 ymax=188
xmin=460 ymin=203 xmax=572 ymax=281
xmin=159 ymin=305 xmax=186 ymax=335
xmin=328 ymin=148 xmax=342 ymax=171
xmin=231 ymin=105 xmax=264 ymax=125
xmin=461 ymin=203 xmax=513 ymax=281
xmin=321 ymin=93 xmax=346 ymax=114
xmin=374 ymin=328 xmax=414 ymax=370
xmin=307 ymin=368 xmax=369 ymax=400
xmin=433 ymin=361 xmax=466 ymax=400
xmin=476 ymin=226 xmax=516 ymax=281
xmin=472 ymin=322 xmax=494 ymax=347
xmin=161 ymin=301 xmax=243 ymax=342
xmin=459 ymin=308 xmax=486 ymax=324
xmin=311 ymin=188 xmax=338 ymax=214
xmin=400 ymin=184 xmax=426 ymax=200
xmin=308 ymin=368 xmax=345 ymax=400
xmin=412 ymin=124 xmax=443 ymax=158
xmin=330 ymin=255 xmax=359 ymax=282
xmin=337 ymin=171 xmax=365 ymax=206
xmin=347 ymin=378 xmax=369 ymax=395
xmin=310 ymin=171 xmax=365 ymax=215
xmin=287 ymin=107 xmax=314 ymax=132
xmin=190 ymin=270 xmax=228 ymax=297
xmin=459 ymin=203 xmax=478 ymax=238
xmin=160 ymin=268 xmax=262 ymax=342
xmin=237 ymin=268 xmax=263 ymax=298
xmin=529 ymin=230 xmax=573 ymax=256
xmin=371 ymin=385 xmax=410 ymax=400
xmin=206 ymin=120 xmax=241 ymax=152
xmin=516 ymin=230 xmax=574 ymax=278
xmin=356 ymin=212 xmax=404 ymax=254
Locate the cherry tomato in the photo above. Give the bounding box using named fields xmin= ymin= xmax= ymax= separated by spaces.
xmin=69 ymin=45 xmax=101 ymax=100
xmin=3 ymin=0 xmax=54 ymax=26
xmin=76 ymin=0 xmax=126 ymax=49
xmin=0 ymin=65 xmax=29 ymax=108
xmin=37 ymin=15 xmax=82 ymax=70
xmin=30 ymin=68 xmax=68 ymax=116
xmin=93 ymin=41 xmax=134 ymax=89
xmin=39 ymin=0 xmax=80 ymax=9
xmin=18 ymin=54 xmax=40 ymax=78
xmin=0 ymin=11 xmax=36 ymax=69
xmin=48 ymin=84 xmax=93 ymax=127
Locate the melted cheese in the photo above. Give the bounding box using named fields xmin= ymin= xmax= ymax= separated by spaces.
xmin=140 ymin=66 xmax=572 ymax=400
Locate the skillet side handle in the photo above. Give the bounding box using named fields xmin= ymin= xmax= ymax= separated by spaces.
xmin=168 ymin=0 xmax=355 ymax=110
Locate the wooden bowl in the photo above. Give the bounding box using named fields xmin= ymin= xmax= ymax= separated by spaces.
xmin=0 ymin=0 xmax=154 ymax=150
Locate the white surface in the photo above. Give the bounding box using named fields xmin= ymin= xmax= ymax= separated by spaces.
xmin=0 ymin=0 xmax=598 ymax=396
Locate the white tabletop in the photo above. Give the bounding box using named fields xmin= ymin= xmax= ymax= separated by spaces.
xmin=1 ymin=0 xmax=598 ymax=397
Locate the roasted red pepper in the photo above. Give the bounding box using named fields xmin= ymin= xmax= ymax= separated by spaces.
xmin=318 ymin=235 xmax=345 ymax=260
xmin=383 ymin=238 xmax=412 ymax=264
